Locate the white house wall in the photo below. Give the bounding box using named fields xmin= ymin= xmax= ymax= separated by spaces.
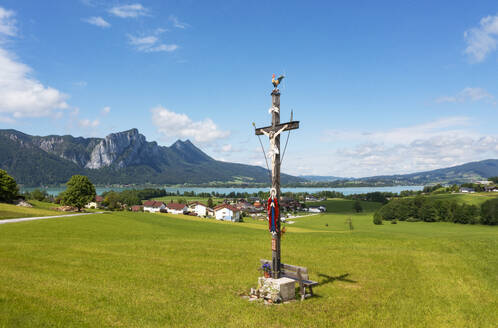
xmin=215 ymin=208 xmax=240 ymax=222
xmin=192 ymin=205 xmax=207 ymax=217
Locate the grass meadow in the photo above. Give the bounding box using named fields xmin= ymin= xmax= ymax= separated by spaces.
xmin=0 ymin=201 xmax=61 ymax=220
xmin=0 ymin=198 xmax=497 ymax=327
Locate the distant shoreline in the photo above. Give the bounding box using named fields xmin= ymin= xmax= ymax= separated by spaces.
xmin=21 ymin=185 xmax=425 ymax=196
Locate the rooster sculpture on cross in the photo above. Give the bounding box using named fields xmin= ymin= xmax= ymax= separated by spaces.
xmin=272 ymin=74 xmax=284 ymax=89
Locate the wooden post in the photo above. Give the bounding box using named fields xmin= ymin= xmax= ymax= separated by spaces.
xmin=271 ymin=90 xmax=281 ymax=279
xmin=254 ymin=79 xmax=299 ymax=280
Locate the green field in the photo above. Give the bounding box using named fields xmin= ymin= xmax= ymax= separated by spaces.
xmin=0 ymin=201 xmax=61 ymax=220
xmin=422 ymin=192 xmax=498 ymax=206
xmin=0 ymin=198 xmax=497 ymax=327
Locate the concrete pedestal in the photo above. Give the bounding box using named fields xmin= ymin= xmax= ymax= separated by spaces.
xmin=258 ymin=277 xmax=296 ymax=302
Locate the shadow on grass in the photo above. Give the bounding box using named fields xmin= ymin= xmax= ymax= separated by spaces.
xmin=317 ymin=273 xmax=357 ymax=285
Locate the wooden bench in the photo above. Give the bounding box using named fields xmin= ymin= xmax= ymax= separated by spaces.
xmin=260 ymin=259 xmax=319 ymax=300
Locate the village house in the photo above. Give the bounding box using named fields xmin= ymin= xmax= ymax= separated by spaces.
xmin=460 ymin=187 xmax=475 ymax=193
xmin=167 ymin=203 xmax=188 ymax=215
xmin=85 ymin=195 xmax=104 ymax=209
xmin=188 ymin=201 xmax=208 ymax=217
xmin=131 ymin=205 xmax=142 ymax=212
xmin=307 ymin=206 xmax=326 ymax=213
xmin=476 ymin=180 xmax=492 ymax=185
xmin=214 ymin=204 xmax=241 ymax=222
xmin=236 ymin=200 xmax=253 ymax=211
xmin=143 ymin=200 xmax=166 ymax=213
xmin=484 ymin=185 xmax=498 ymax=192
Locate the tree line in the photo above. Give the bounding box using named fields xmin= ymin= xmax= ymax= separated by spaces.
xmin=373 ymin=196 xmax=498 ymax=225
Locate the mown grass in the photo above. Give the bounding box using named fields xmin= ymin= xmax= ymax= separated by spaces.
xmin=0 ymin=201 xmax=61 ymax=220
xmin=425 ymin=192 xmax=498 ymax=206
xmin=0 ymin=199 xmax=497 ymax=327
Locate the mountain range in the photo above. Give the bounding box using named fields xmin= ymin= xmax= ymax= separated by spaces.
xmin=356 ymin=159 xmax=498 ymax=185
xmin=299 ymin=159 xmax=498 ymax=186
xmin=0 ymin=129 xmax=303 ymax=186
xmin=1 ymin=129 xmax=496 ymax=187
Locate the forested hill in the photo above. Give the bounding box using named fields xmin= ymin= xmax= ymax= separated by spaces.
xmin=292 ymin=159 xmax=498 ymax=187
xmin=0 ymin=129 xmax=304 ymax=186
xmin=357 ymin=159 xmax=498 ymax=185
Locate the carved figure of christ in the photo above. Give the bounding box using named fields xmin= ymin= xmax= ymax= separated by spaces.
xmin=262 ymin=124 xmax=288 ymax=162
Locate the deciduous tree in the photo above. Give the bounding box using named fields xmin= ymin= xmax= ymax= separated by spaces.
xmin=61 ymin=175 xmax=96 ymax=211
xmin=0 ymin=169 xmax=18 ymax=203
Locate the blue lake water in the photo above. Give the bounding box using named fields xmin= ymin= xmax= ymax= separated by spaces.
xmin=21 ymin=185 xmax=424 ymax=196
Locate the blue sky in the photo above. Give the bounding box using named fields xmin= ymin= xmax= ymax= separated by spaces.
xmin=0 ymin=1 xmax=497 ymax=177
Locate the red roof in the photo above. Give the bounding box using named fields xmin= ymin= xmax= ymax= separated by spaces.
xmin=95 ymin=195 xmax=104 ymax=202
xmin=143 ymin=200 xmax=164 ymax=208
xmin=167 ymin=203 xmax=187 ymax=210
xmin=188 ymin=201 xmax=207 ymax=207
xmin=131 ymin=205 xmax=142 ymax=212
xmin=214 ymin=204 xmax=239 ymax=212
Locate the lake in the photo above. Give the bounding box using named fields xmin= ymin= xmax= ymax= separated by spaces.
xmin=21 ymin=185 xmax=424 ymax=196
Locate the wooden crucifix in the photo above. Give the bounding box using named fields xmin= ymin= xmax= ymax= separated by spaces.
xmin=254 ymin=75 xmax=299 ymax=279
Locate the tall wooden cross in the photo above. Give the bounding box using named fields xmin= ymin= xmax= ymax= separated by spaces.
xmin=254 ymin=79 xmax=299 ymax=279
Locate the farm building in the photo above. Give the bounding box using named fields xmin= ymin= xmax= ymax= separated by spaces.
xmin=85 ymin=195 xmax=104 ymax=209
xmin=214 ymin=204 xmax=241 ymax=222
xmin=167 ymin=203 xmax=187 ymax=214
xmin=307 ymin=206 xmax=326 ymax=213
xmin=188 ymin=202 xmax=208 ymax=216
xmin=131 ymin=205 xmax=142 ymax=212
xmin=143 ymin=201 xmax=166 ymax=213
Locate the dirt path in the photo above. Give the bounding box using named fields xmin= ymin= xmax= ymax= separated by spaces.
xmin=0 ymin=212 xmax=103 ymax=225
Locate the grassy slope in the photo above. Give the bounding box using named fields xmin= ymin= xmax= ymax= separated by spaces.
xmin=424 ymin=192 xmax=498 ymax=206
xmin=0 ymin=201 xmax=61 ymax=220
xmin=0 ymin=199 xmax=497 ymax=327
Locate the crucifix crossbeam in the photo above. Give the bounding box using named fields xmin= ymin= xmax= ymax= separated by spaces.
xmin=254 ymin=121 xmax=300 ymax=135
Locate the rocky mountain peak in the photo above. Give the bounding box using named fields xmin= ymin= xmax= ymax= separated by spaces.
xmin=85 ymin=129 xmax=147 ymax=169
xmin=171 ymin=139 xmax=212 ymax=163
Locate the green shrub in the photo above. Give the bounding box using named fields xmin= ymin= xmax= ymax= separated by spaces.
xmin=373 ymin=211 xmax=383 ymax=225
xmin=481 ymin=198 xmax=498 ymax=225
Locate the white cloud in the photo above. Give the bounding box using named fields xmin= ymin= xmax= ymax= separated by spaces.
xmin=73 ymin=81 xmax=87 ymax=87
xmin=317 ymin=117 xmax=498 ymax=177
xmin=155 ymin=28 xmax=167 ymax=34
xmin=148 ymin=44 xmax=178 ymax=52
xmin=108 ymin=4 xmax=148 ymax=18
xmin=127 ymin=34 xmax=178 ymax=53
xmin=0 ymin=7 xmax=16 ymax=38
xmin=128 ymin=35 xmax=157 ymax=46
xmin=0 ymin=12 xmax=69 ymax=121
xmin=80 ymin=0 xmax=98 ymax=6
xmin=151 ymin=106 xmax=230 ymax=143
xmin=101 ymin=106 xmax=110 ymax=115
xmin=221 ymin=144 xmax=233 ymax=152
xmin=169 ymin=15 xmax=189 ymax=29
xmin=436 ymin=87 xmax=495 ymax=104
xmin=464 ymin=14 xmax=498 ymax=62
xmin=83 ymin=16 xmax=110 ymax=28
xmin=79 ymin=118 xmax=100 ymax=128
xmin=324 ymin=117 xmax=473 ymax=145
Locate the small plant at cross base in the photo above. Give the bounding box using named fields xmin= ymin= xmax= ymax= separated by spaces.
xmin=260 ymin=263 xmax=271 ymax=278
